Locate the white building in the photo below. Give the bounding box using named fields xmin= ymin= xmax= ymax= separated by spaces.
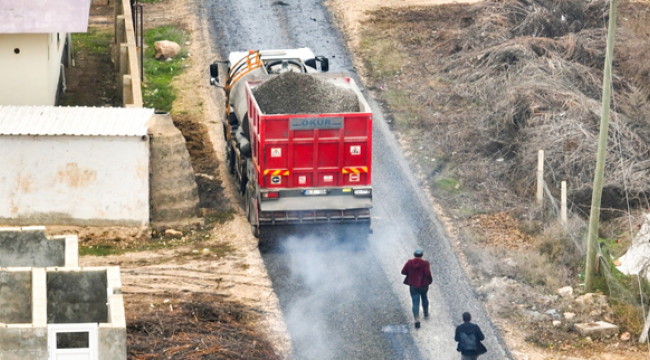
xmin=0 ymin=105 xmax=154 ymax=226
xmin=0 ymin=1 xmax=91 ymax=105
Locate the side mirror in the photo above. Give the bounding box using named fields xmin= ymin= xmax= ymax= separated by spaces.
xmin=316 ymin=56 xmax=329 ymax=73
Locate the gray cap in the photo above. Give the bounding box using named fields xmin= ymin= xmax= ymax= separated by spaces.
xmin=414 ymin=249 xmax=423 ymax=257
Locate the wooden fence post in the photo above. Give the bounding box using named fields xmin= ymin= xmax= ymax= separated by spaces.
xmin=536 ymin=150 xmax=544 ymax=206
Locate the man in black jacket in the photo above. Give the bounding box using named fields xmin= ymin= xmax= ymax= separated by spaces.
xmin=455 ymin=312 xmax=487 ymax=360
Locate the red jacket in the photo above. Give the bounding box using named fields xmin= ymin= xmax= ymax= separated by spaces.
xmin=401 ymin=258 xmax=433 ymax=288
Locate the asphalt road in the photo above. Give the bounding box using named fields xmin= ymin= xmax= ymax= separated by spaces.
xmin=201 ymin=1 xmax=513 ymax=359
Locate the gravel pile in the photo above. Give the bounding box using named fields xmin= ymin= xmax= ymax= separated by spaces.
xmin=252 ymin=72 xmax=360 ymax=114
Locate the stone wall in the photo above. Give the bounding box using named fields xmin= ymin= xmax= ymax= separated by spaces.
xmin=148 ymin=113 xmax=202 ymax=229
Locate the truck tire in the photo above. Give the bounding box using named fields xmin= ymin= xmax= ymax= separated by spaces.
xmin=245 ymin=185 xmax=260 ymax=238
xmin=225 ymin=143 xmax=235 ymax=174
xmin=222 ymin=122 xmax=228 ymax=142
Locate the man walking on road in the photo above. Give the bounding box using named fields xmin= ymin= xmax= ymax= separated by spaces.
xmin=401 ymin=249 xmax=433 ymax=329
xmin=455 ymin=312 xmax=487 ymax=360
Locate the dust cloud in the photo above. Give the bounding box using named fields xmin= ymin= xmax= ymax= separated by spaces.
xmin=266 ymin=223 xmax=418 ymax=360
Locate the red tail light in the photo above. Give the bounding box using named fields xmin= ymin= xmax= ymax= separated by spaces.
xmin=262 ymin=192 xmax=279 ymax=199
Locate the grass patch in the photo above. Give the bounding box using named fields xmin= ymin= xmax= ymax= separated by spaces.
xmin=383 ymin=90 xmax=421 ymax=127
xmin=59 ymin=28 xmax=119 ymax=107
xmin=359 ymin=37 xmax=405 ymax=77
xmin=143 ymin=26 xmax=189 ymax=112
xmin=79 ymin=245 xmax=125 ymax=257
xmin=71 ymin=29 xmax=113 ymax=57
xmin=433 ymin=177 xmax=461 ymax=193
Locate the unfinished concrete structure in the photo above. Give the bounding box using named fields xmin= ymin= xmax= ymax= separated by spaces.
xmin=0 ymin=226 xmax=78 ymax=268
xmin=0 ymin=228 xmax=126 ymax=360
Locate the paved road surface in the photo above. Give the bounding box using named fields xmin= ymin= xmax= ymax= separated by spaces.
xmin=200 ymin=1 xmax=512 ymax=359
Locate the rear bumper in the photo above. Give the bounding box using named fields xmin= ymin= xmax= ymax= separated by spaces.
xmin=258 ymin=193 xmax=372 ymax=225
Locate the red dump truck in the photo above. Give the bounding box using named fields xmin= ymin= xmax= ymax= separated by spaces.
xmin=210 ymin=48 xmax=372 ymax=238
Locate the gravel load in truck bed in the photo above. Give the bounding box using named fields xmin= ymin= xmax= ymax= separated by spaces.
xmin=252 ymin=72 xmax=361 ymax=114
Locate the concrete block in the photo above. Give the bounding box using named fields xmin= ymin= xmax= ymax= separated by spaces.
xmin=6 ymin=324 xmax=33 ymax=328
xmin=64 ymin=235 xmax=79 ymax=268
xmin=32 ymin=268 xmax=47 ymax=326
xmin=0 ymin=349 xmax=46 ymax=360
xmin=46 ymin=270 xmax=109 ymax=324
xmin=0 ymin=327 xmax=21 ymax=350
xmin=0 ymin=227 xmax=65 ymax=267
xmin=574 ymin=321 xmax=619 ymax=338
xmin=19 ymin=327 xmax=47 ymax=349
xmin=20 ymin=226 xmax=46 ymax=232
xmin=98 ymin=326 xmax=127 ymax=360
xmin=108 ymin=294 xmax=126 ymax=327
xmin=0 ymin=271 xmax=31 ymax=324
xmin=107 ymin=267 xmax=122 ymax=290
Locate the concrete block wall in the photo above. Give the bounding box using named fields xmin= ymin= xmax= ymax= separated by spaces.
xmin=0 ymin=270 xmax=31 ymax=324
xmin=0 ymin=267 xmax=126 ymax=360
xmin=0 ymin=268 xmax=48 ymax=360
xmin=46 ymin=269 xmax=108 ymax=324
xmin=99 ymin=266 xmax=127 ymax=360
xmin=0 ymin=325 xmax=48 ymax=360
xmin=113 ymin=0 xmax=143 ymax=107
xmin=0 ymin=226 xmax=78 ymax=268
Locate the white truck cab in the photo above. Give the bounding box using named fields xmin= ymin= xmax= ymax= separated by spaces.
xmin=210 ymin=47 xmax=329 ymax=87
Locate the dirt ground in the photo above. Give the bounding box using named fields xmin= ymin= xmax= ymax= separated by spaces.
xmin=327 ymin=0 xmax=650 ymax=359
xmin=62 ymin=0 xmax=650 ymax=359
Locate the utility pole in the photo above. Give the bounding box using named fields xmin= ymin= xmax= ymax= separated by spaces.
xmin=585 ymin=0 xmax=618 ymax=292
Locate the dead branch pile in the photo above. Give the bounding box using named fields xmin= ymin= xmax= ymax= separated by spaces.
xmin=365 ymin=0 xmax=650 ymax=212
xmin=127 ymin=294 xmax=280 ymax=360
xmin=253 ymin=72 xmax=360 ymax=114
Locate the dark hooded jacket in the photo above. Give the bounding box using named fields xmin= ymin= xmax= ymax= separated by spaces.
xmin=455 ymin=322 xmax=487 ymax=355
xmin=401 ymin=258 xmax=433 ymax=288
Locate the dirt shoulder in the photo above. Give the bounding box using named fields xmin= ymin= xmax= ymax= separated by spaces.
xmin=125 ymin=0 xmax=293 ymax=356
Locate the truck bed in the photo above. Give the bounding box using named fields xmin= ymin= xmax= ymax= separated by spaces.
xmin=246 ymin=76 xmax=373 ymax=190
xmin=245 ymin=75 xmax=373 ymax=225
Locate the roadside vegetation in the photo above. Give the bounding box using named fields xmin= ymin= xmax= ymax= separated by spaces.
xmin=359 ymin=0 xmax=650 ymax=352
xmin=142 ymin=25 xmax=189 ymax=112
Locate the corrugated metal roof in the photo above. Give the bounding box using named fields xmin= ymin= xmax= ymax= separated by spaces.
xmin=0 ymin=0 xmax=91 ymax=34
xmin=0 ymin=106 xmax=155 ymax=136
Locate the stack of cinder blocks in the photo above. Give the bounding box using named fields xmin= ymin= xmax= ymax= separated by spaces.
xmin=0 ymin=226 xmax=126 ymax=360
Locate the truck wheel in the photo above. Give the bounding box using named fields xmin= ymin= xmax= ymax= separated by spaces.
xmin=245 ymin=184 xmax=260 ymax=238
xmin=225 ymin=144 xmax=235 ymax=174
xmin=249 ymin=199 xmax=260 ymax=238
